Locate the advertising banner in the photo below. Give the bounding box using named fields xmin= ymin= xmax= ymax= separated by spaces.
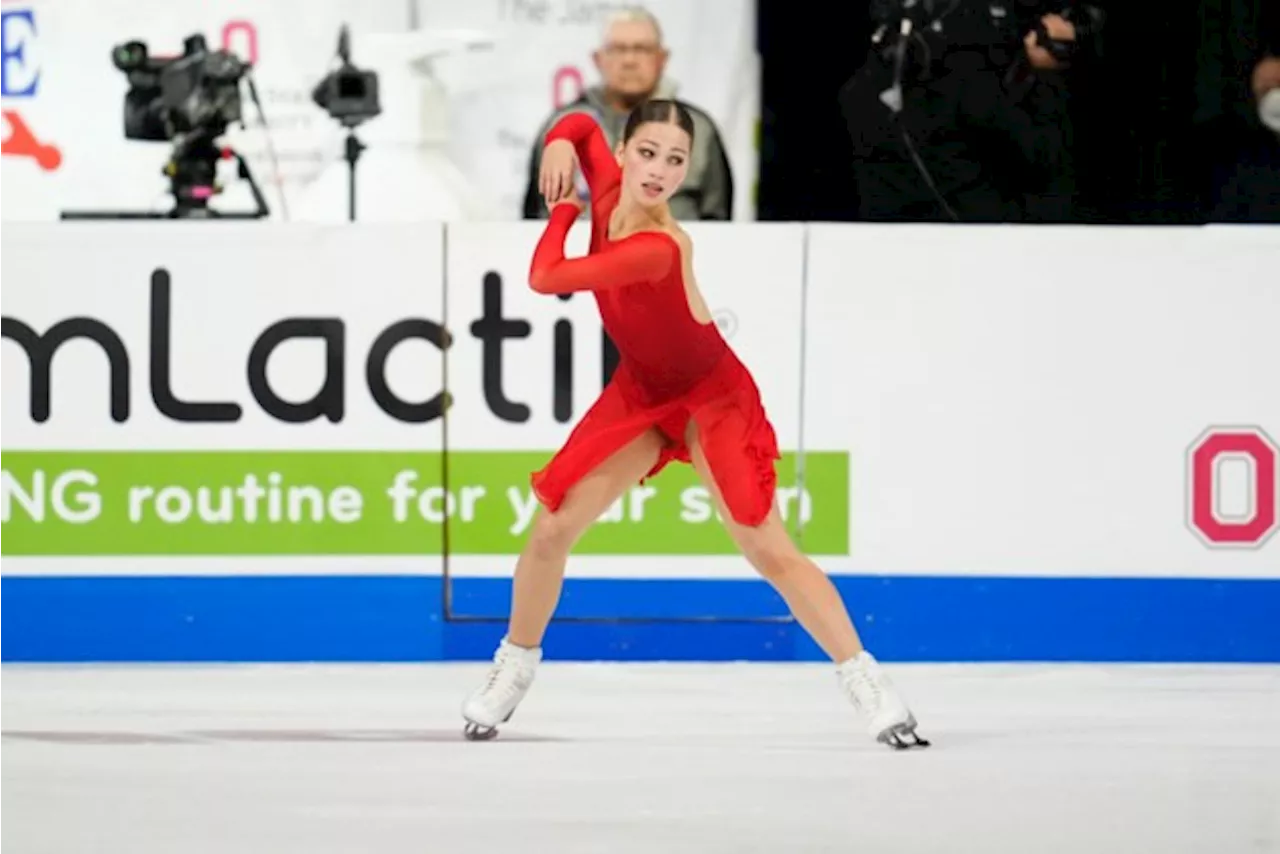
xmin=1 ymin=223 xmax=446 ymax=572
xmin=2 ymin=223 xmax=842 ymax=589
xmin=803 ymin=224 xmax=1280 ymax=578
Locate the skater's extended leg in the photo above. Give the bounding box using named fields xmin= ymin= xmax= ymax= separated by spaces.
xmin=687 ymin=420 xmax=929 ymax=748
xmin=508 ymin=428 xmax=665 ymax=648
xmin=685 ymin=422 xmax=862 ymax=662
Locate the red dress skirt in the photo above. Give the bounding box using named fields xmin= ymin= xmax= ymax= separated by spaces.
xmin=530 ymin=349 xmax=780 ymax=528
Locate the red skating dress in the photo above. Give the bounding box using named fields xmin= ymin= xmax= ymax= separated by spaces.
xmin=527 ymin=113 xmax=780 ymax=527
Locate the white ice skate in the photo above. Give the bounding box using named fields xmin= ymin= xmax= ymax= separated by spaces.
xmin=461 ymin=637 xmax=541 ymax=741
xmin=837 ymin=651 xmax=930 ymax=750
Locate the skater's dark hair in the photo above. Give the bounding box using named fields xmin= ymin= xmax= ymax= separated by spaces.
xmin=622 ymin=99 xmax=695 ymax=145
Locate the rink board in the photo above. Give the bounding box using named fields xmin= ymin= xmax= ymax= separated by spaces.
xmin=3 ymin=223 xmax=1278 ymax=661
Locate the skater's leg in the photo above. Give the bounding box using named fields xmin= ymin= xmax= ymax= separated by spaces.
xmin=685 ymin=422 xmax=863 ymax=663
xmin=507 ymin=428 xmax=665 ymax=648
xmin=686 ymin=419 xmax=928 ymax=747
xmin=462 ymin=428 xmax=666 ymax=738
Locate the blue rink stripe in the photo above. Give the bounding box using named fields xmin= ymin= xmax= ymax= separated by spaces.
xmin=2 ymin=575 xmax=1278 ymax=663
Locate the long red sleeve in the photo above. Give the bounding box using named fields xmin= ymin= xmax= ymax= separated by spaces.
xmin=545 ymin=112 xmax=620 ymax=204
xmin=529 ymin=205 xmax=678 ymax=295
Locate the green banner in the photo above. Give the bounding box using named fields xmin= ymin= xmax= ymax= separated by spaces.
xmin=1 ymin=451 xmax=848 ymax=556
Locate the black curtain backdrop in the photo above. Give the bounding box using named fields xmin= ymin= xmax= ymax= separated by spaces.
xmin=756 ymin=0 xmax=1280 ymax=223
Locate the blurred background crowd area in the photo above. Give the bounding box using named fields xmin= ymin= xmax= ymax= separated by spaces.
xmin=2 ymin=0 xmax=1277 ymax=225
xmin=768 ymin=0 xmax=1280 ymax=225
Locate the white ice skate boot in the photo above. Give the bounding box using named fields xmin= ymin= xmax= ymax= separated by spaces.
xmin=461 ymin=637 xmax=542 ymax=741
xmin=837 ymin=651 xmax=930 ymax=749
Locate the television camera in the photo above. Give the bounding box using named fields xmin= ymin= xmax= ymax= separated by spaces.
xmin=310 ymin=24 xmax=382 ymax=221
xmin=109 ymin=33 xmax=267 ymax=218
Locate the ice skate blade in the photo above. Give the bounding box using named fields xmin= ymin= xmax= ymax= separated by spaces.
xmin=463 ymin=721 xmax=500 ymax=741
xmin=462 ymin=709 xmax=515 ymax=742
xmin=877 ymin=720 xmax=931 ymax=750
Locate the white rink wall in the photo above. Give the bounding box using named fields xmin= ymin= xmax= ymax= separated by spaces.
xmin=2 ymin=222 xmax=1278 ymax=661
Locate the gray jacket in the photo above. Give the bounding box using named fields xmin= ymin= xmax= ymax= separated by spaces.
xmin=522 ymin=86 xmax=734 ymax=221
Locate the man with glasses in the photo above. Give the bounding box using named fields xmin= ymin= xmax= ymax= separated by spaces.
xmin=521 ymin=8 xmax=735 ymax=221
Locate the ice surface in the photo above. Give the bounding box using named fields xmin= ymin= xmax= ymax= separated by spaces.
xmin=4 ymin=663 xmax=1278 ymax=853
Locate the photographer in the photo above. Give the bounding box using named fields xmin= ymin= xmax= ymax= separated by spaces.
xmin=1206 ymin=53 xmax=1280 ymax=222
xmin=1195 ymin=0 xmax=1280 ymax=223
xmin=838 ymin=1 xmax=1102 ymax=223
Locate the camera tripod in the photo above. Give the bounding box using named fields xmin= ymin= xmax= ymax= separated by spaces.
xmin=60 ymin=131 xmax=270 ymax=221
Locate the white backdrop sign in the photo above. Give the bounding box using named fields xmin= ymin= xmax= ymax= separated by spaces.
xmin=1 ymin=0 xmax=757 ymax=222
xmin=415 ymin=0 xmax=758 ymax=221
xmin=0 ymin=0 xmax=408 ymax=221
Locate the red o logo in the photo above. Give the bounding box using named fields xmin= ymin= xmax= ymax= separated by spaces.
xmin=221 ymin=20 xmax=258 ymax=66
xmin=1187 ymin=427 xmax=1278 ymax=548
xmin=552 ymin=66 xmax=584 ymax=110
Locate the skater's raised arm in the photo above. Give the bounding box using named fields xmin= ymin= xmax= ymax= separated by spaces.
xmin=528 ymin=202 xmax=677 ymax=296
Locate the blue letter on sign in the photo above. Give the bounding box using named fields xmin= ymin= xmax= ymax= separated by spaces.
xmin=2 ymin=9 xmax=40 ymax=98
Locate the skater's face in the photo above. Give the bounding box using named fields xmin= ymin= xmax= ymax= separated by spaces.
xmin=617 ymin=121 xmax=690 ymax=209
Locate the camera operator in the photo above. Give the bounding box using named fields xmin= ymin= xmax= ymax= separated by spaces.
xmin=838 ymin=1 xmax=1102 ymax=223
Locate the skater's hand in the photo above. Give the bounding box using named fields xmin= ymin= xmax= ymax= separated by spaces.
xmin=540 ymin=139 xmax=579 ymax=207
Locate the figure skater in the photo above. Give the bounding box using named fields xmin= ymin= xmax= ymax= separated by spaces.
xmin=461 ymin=101 xmax=928 ymax=750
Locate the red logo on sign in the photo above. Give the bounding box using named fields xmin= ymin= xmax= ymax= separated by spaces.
xmin=1186 ymin=427 xmax=1279 ymax=548
xmin=3 ymin=109 xmax=59 ymax=169
xmin=552 ymin=66 xmax=584 ymax=110
xmin=221 ymin=20 xmax=258 ymax=66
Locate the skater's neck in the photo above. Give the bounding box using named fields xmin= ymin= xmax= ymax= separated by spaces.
xmin=609 ymin=194 xmax=672 ymax=240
